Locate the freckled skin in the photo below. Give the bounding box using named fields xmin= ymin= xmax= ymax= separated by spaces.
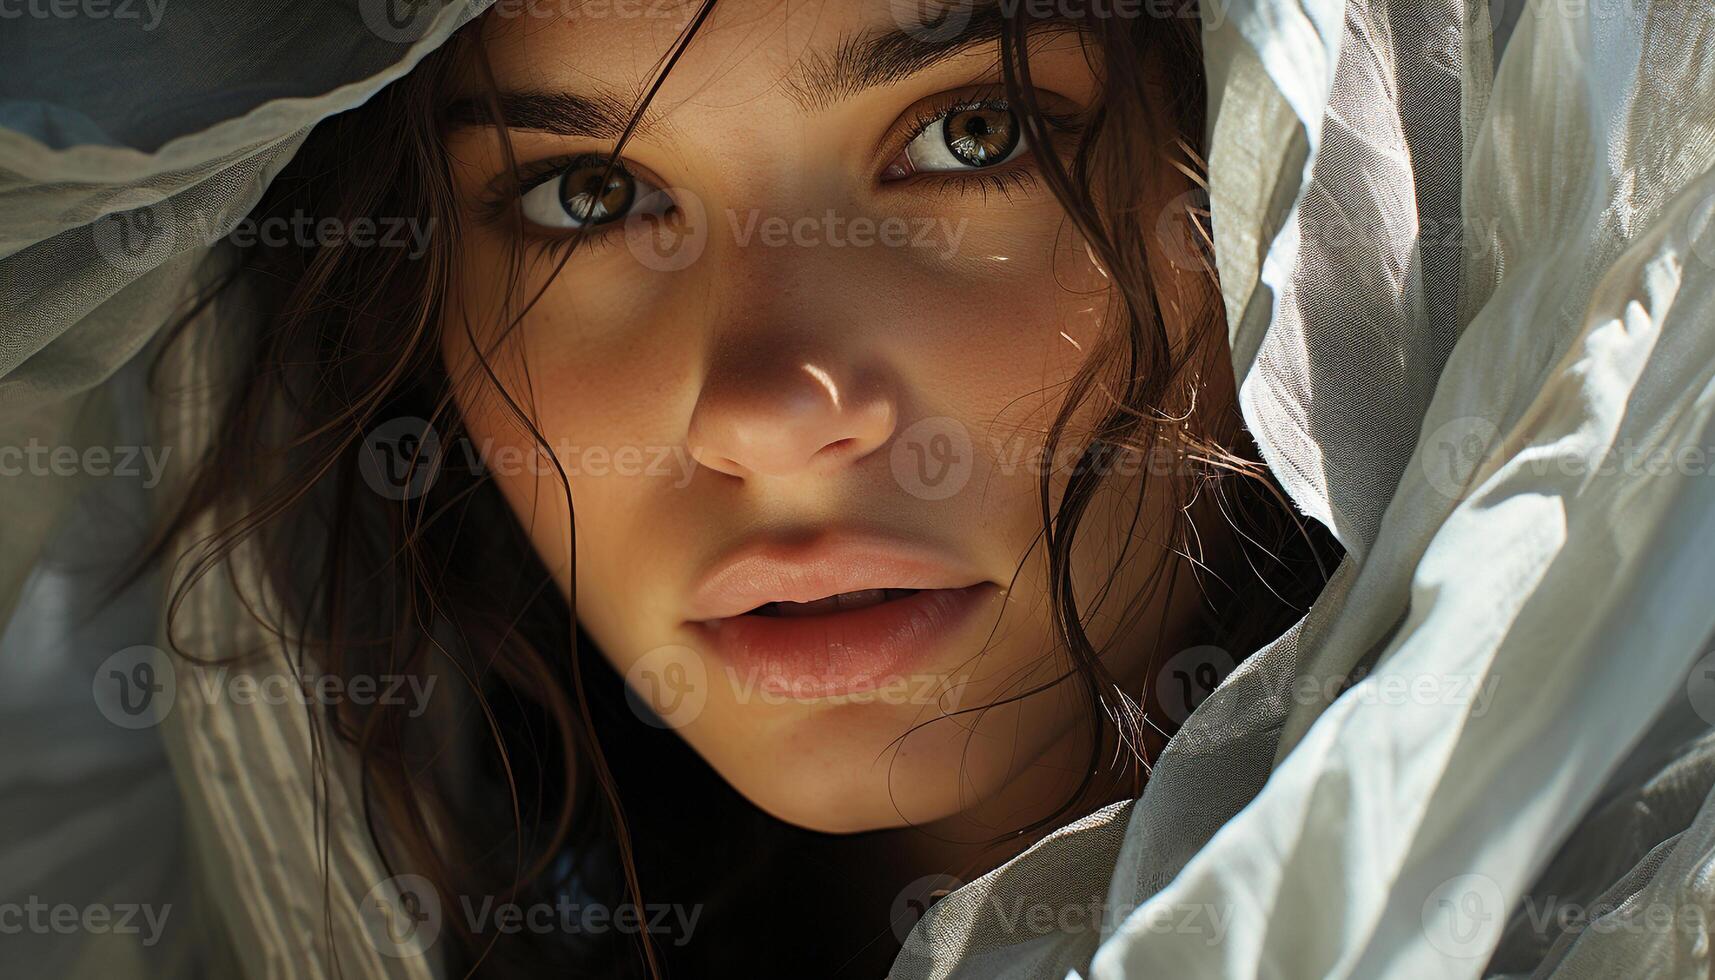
xmin=440 ymin=0 xmax=1226 ymax=836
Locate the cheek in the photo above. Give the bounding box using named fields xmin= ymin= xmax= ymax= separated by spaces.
xmin=441 ymin=285 xmax=705 ymax=643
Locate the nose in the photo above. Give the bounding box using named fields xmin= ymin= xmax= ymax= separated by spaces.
xmin=687 ymin=341 xmax=899 ymax=479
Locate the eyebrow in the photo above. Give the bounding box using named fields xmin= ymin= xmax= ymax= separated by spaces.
xmin=445 ymin=2 xmax=1051 ymax=141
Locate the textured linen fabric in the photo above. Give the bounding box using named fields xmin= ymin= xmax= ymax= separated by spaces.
xmin=3 ymin=2 xmax=1714 ymax=979
xmin=0 ymin=3 xmax=490 ymax=977
xmin=894 ymin=0 xmax=1715 ymax=977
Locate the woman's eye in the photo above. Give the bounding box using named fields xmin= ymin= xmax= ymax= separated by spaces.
xmin=519 ymin=156 xmax=670 ymax=230
xmin=903 ymin=103 xmax=1027 ymax=174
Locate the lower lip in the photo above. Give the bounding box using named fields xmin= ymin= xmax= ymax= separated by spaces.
xmin=691 ymin=584 xmax=999 ymax=699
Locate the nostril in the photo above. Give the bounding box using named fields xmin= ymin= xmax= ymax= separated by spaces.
xmin=810 ymin=436 xmax=884 ymax=468
xmin=817 ymin=438 xmax=858 ymax=457
xmin=685 ymin=355 xmax=899 ymax=478
xmin=689 ymin=443 xmax=747 ymax=478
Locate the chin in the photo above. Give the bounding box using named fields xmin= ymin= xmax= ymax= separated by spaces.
xmin=732 ymin=762 xmax=949 ymax=835
xmin=701 ymin=706 xmax=1031 ymax=835
xmin=740 ymin=778 xmax=903 ymax=834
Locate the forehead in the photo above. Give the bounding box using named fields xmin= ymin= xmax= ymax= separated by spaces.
xmin=472 ymin=0 xmax=1040 ymax=119
xmin=484 ymin=2 xmax=874 ymax=99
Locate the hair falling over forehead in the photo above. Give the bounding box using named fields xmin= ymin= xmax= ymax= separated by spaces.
xmin=139 ymin=2 xmax=1332 ymax=975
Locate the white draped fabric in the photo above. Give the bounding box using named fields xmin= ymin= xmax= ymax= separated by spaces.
xmin=1 ymin=4 xmax=485 ymax=977
xmin=898 ymin=1 xmax=1715 ymax=977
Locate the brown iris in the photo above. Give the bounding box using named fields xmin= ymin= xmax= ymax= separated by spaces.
xmin=558 ymin=158 xmax=636 ymax=226
xmin=942 ymin=106 xmax=1019 ymax=167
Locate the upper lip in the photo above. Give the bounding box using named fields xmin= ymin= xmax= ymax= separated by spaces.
xmin=686 ymin=529 xmax=987 ymax=622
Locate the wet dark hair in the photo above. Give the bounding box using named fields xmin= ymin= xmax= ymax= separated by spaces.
xmin=142 ymin=2 xmax=1334 ymax=976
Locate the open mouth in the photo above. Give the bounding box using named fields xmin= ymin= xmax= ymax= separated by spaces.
xmin=695 ymin=583 xmax=998 ymax=699
xmin=744 ymin=588 xmax=922 ymax=618
xmin=684 ymin=531 xmax=1000 ymax=698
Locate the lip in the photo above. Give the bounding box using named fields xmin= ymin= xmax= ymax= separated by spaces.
xmin=685 ymin=531 xmax=999 ymax=698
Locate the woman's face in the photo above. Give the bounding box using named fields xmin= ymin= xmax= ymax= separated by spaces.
xmin=442 ymin=0 xmax=1219 ymax=833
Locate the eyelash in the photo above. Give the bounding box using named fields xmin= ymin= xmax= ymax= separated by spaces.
xmin=890 ymin=97 xmax=1041 ymax=197
xmin=476 ymin=154 xmax=634 ymax=258
xmin=481 ymin=92 xmax=1078 ymax=248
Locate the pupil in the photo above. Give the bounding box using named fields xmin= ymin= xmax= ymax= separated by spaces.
xmin=559 ymin=160 xmax=635 ymax=226
xmin=943 ymin=107 xmax=1018 ymax=167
